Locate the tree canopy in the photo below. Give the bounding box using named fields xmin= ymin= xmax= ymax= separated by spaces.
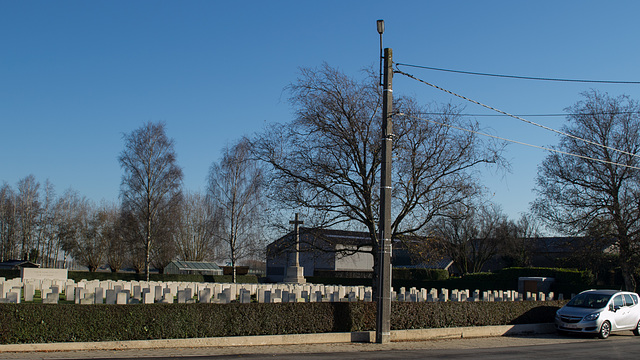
xmin=534 ymin=90 xmax=640 ymax=290
xmin=252 ymin=64 xmax=506 ymax=267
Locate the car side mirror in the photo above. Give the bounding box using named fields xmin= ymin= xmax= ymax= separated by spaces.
xmin=610 ymin=304 xmax=616 ymax=312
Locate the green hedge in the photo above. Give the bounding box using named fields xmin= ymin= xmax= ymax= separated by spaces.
xmin=0 ymin=301 xmax=565 ymax=344
xmin=0 ymin=270 xmax=20 ymax=280
xmin=393 ymin=268 xmax=449 ymax=281
xmin=484 ymin=267 xmax=594 ymax=285
xmin=309 ymin=267 xmax=595 ymax=296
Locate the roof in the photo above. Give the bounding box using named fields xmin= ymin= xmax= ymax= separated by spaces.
xmin=579 ymin=289 xmax=624 ymax=296
xmin=266 ymin=227 xmax=374 ymax=255
xmin=168 ymin=260 xmax=221 ymax=271
xmin=530 ymin=237 xmax=612 ymax=253
xmin=394 ymin=258 xmax=454 ymax=270
xmin=0 ymin=260 xmax=40 ymax=269
xmin=301 ymin=227 xmax=373 ymax=247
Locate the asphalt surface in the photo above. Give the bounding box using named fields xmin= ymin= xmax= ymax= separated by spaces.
xmin=1 ymin=332 xmax=638 ymax=360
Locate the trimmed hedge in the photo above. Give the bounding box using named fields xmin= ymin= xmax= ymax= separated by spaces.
xmin=0 ymin=270 xmax=20 ymax=280
xmin=0 ymin=300 xmax=565 ymax=344
xmin=393 ymin=268 xmax=449 ymax=281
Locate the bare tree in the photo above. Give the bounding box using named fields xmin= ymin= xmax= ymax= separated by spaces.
xmin=106 ymin=208 xmax=128 ymax=273
xmin=119 ymin=209 xmax=146 ymax=273
xmin=500 ymin=213 xmax=542 ymax=268
xmin=432 ymin=202 xmax=510 ymax=274
xmin=0 ymin=183 xmax=18 ymax=261
xmin=150 ymin=206 xmax=178 ymax=274
xmin=34 ymin=180 xmax=57 ymax=267
xmin=16 ymin=175 xmax=41 ymax=261
xmin=54 ymin=189 xmax=84 ymax=268
xmin=534 ymin=90 xmax=640 ymax=291
xmin=174 ymin=191 xmax=219 ymax=262
xmin=208 ymin=138 xmax=264 ymax=282
xmin=251 ymin=64 xmax=504 ymax=287
xmin=59 ymin=197 xmax=108 ymax=272
xmin=119 ymin=122 xmax=183 ymax=280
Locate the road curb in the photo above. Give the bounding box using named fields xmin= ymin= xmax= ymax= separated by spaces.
xmin=0 ymin=323 xmax=556 ymax=353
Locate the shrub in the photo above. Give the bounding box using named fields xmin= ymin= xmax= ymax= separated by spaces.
xmin=393 ymin=268 xmax=449 ymax=281
xmin=0 ymin=301 xmax=565 ymax=344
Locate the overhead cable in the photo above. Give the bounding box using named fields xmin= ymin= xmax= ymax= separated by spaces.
xmin=394 ymin=67 xmax=640 ymax=159
xmin=398 ymin=113 xmax=640 ymax=171
xmin=395 ymin=63 xmax=640 ymax=84
xmin=419 ymin=112 xmax=640 ymax=118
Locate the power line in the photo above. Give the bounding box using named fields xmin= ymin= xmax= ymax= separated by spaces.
xmin=398 ymin=113 xmax=640 ymax=171
xmin=395 ymin=63 xmax=640 ymax=84
xmin=394 ymin=68 xmax=640 ymax=159
xmin=420 ymin=112 xmax=640 ymax=118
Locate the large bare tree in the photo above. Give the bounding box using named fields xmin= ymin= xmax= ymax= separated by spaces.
xmin=207 ymin=138 xmax=264 ymax=282
xmin=251 ymin=64 xmax=504 ymax=286
xmin=534 ymin=90 xmax=640 ymax=291
xmin=119 ymin=122 xmax=183 ymax=280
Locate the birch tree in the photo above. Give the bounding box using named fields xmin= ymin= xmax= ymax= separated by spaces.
xmin=207 ymin=138 xmax=264 ymax=282
xmin=119 ymin=122 xmax=183 ymax=280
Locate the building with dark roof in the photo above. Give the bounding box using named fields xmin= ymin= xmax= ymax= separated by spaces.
xmin=0 ymin=260 xmax=40 ymax=270
xmin=266 ymin=227 xmax=452 ymax=282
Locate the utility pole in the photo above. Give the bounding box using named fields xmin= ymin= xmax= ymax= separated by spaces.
xmin=376 ymin=39 xmax=393 ymax=343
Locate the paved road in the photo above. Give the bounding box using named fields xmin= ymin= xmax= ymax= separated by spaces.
xmin=2 ymin=333 xmax=638 ymax=360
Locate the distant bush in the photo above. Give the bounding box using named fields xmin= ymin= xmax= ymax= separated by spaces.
xmin=393 ymin=268 xmax=449 ymax=281
xmin=0 ymin=270 xmax=20 ymax=280
xmin=0 ymin=300 xmax=565 ymax=344
xmin=489 ymin=267 xmax=594 ymax=286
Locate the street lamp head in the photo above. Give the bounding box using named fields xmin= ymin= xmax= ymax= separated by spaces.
xmin=377 ymin=19 xmax=385 ymax=35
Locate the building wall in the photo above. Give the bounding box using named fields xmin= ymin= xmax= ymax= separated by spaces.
xmin=266 ymin=232 xmax=337 ymax=282
xmin=334 ymin=245 xmax=373 ymax=271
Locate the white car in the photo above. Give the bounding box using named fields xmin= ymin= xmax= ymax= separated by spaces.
xmin=555 ymin=289 xmax=640 ymax=339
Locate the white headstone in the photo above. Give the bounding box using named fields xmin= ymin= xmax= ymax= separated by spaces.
xmin=116 ymin=292 xmax=128 ymax=304
xmin=21 ymin=268 xmax=67 ymax=283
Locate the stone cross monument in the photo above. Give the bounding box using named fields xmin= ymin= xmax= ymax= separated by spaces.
xmin=283 ymin=213 xmax=306 ymax=283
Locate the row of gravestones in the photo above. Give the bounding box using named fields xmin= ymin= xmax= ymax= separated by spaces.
xmin=0 ymin=277 xmax=563 ymax=304
xmin=0 ymin=277 xmax=376 ymax=304
xmin=393 ymin=287 xmax=563 ymax=302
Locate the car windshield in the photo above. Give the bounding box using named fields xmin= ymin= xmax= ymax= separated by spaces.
xmin=566 ymin=293 xmax=612 ymax=308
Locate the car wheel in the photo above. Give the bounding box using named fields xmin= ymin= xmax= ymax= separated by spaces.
xmin=633 ymin=320 xmax=640 ymax=336
xmin=598 ymin=321 xmax=611 ymax=339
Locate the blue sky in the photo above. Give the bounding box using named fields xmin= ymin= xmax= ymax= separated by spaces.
xmin=2 ymin=1 xmax=640 ymax=222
